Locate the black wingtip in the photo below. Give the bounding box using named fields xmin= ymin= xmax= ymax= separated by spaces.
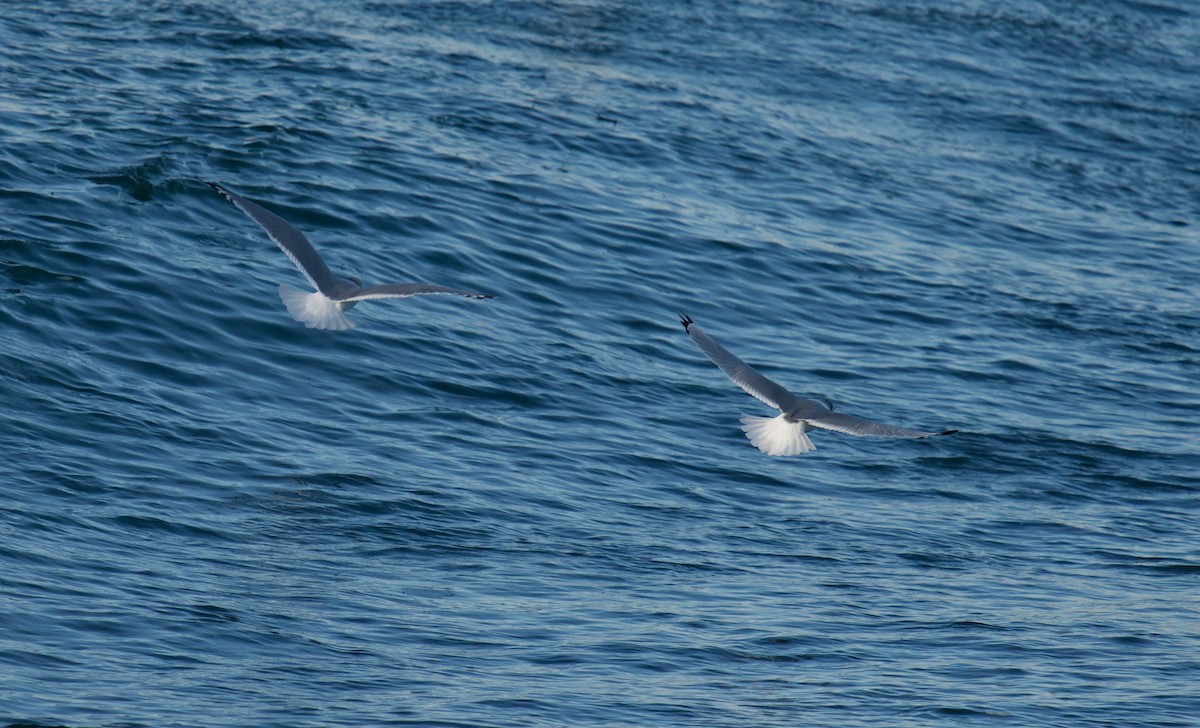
xmin=679 ymin=313 xmax=694 ymax=332
xmin=197 ymin=177 xmax=230 ymax=199
xmin=939 ymin=429 xmax=959 ymax=436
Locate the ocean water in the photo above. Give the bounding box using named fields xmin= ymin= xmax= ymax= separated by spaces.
xmin=2 ymin=1 xmax=1198 ymax=726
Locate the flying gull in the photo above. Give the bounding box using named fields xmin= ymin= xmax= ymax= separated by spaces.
xmin=680 ymin=315 xmax=957 ymax=455
xmin=201 ymin=179 xmax=493 ymax=330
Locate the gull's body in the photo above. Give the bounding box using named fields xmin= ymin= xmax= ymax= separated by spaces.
xmin=201 ymin=180 xmax=492 ymax=330
xmin=680 ymin=315 xmax=957 ymax=455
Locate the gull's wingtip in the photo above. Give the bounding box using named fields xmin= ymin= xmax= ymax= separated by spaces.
xmin=197 ymin=177 xmax=233 ymax=201
xmin=679 ymin=313 xmax=694 ymax=331
xmin=938 ymin=429 xmax=959 ymax=436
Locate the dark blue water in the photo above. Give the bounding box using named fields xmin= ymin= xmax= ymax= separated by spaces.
xmin=2 ymin=1 xmax=1198 ymax=726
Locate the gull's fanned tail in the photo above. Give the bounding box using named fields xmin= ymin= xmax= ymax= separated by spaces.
xmin=279 ymin=284 xmax=355 ymax=330
xmin=739 ymin=414 xmax=816 ymax=456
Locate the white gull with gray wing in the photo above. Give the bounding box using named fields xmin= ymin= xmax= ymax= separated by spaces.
xmin=680 ymin=315 xmax=957 ymax=455
xmin=201 ymin=179 xmax=493 ymax=330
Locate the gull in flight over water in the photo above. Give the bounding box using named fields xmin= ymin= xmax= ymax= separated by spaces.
xmin=201 ymin=179 xmax=493 ymax=330
xmin=680 ymin=315 xmax=957 ymax=455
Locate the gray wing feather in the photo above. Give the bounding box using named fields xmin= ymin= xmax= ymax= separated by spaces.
xmin=203 ymin=180 xmax=340 ymax=294
xmin=337 ymin=283 xmax=494 ymax=302
xmin=682 ymin=318 xmax=798 ymax=411
xmin=806 ymin=411 xmax=942 ymax=438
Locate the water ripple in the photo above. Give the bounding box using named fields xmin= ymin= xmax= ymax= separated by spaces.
xmin=2 ymin=0 xmax=1198 ymax=726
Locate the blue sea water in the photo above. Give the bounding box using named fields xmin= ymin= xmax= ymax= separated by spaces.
xmin=2 ymin=0 xmax=1198 ymax=725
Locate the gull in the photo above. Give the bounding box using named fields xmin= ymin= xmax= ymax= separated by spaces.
xmin=200 ymin=179 xmax=493 ymax=330
xmin=680 ymin=315 xmax=957 ymax=455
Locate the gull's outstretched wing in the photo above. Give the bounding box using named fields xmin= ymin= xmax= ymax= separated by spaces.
xmin=681 ymin=315 xmax=799 ymax=411
xmin=807 ymin=411 xmax=957 ymax=439
xmin=336 ymin=283 xmax=495 ymax=302
xmin=201 ymin=179 xmax=340 ymax=295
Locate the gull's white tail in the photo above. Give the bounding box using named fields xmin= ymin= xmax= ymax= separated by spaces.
xmin=739 ymin=414 xmax=815 ymax=456
xmin=278 ymin=284 xmax=355 ymax=331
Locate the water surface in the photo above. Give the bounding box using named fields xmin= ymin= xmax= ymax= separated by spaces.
xmin=2 ymin=1 xmax=1198 ymax=726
